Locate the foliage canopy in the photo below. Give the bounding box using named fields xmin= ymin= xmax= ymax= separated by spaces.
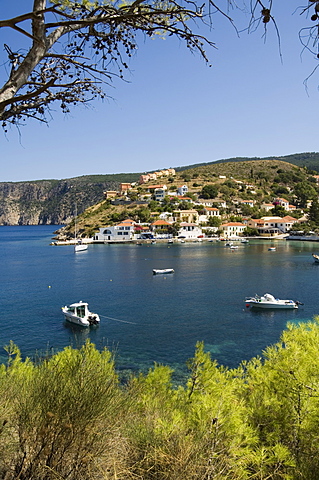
xmin=3 ymin=320 xmax=319 ymax=478
xmin=1 ymin=1 xmax=319 ymax=129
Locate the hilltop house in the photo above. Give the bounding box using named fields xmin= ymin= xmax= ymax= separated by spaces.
xmin=119 ymin=183 xmax=131 ymax=193
xmin=177 ymin=185 xmax=188 ymax=196
xmin=261 ymin=203 xmax=275 ymax=212
xmin=273 ymin=197 xmax=296 ymax=212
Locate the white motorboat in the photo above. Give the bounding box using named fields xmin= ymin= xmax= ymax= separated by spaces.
xmin=245 ymin=293 xmax=301 ymax=310
xmin=268 ymin=247 xmax=276 ymax=251
xmin=153 ymin=268 xmax=175 ymax=275
xmin=62 ymin=301 xmax=100 ymax=326
xmin=312 ymin=253 xmax=319 ymax=263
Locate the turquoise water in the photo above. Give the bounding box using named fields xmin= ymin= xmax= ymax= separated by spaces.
xmin=1 ymin=226 xmax=318 ymax=379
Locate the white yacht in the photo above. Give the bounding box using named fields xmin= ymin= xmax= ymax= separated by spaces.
xmin=62 ymin=301 xmax=100 ymax=326
xmin=245 ymin=293 xmax=301 ymax=310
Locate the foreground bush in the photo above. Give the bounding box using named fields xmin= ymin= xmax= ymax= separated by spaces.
xmin=0 ymin=320 xmax=319 ymax=479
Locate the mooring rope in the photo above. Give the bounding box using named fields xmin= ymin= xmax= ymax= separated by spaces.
xmin=99 ymin=314 xmax=137 ymax=325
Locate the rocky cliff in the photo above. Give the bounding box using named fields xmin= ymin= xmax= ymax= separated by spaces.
xmin=0 ymin=174 xmax=138 ymax=225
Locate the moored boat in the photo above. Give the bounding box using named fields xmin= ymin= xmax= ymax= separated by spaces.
xmin=75 ymin=241 xmax=88 ymax=252
xmin=312 ymin=253 xmax=319 ymax=263
xmin=153 ymin=268 xmax=175 ymax=275
xmin=245 ymin=293 xmax=301 ymax=310
xmin=62 ymin=301 xmax=100 ymax=326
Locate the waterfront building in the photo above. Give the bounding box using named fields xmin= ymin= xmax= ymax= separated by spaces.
xmin=178 ymin=223 xmax=202 ymax=239
xmin=220 ymin=222 xmax=246 ymax=238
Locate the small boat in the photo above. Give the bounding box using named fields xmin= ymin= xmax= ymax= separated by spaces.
xmin=241 ymin=239 xmax=249 ymax=243
xmin=268 ymin=247 xmax=276 ymax=251
xmin=230 ymin=245 xmax=239 ymax=250
xmin=62 ymin=301 xmax=100 ymax=326
xmin=153 ymin=268 xmax=175 ymax=275
xmin=75 ymin=240 xmax=88 ymax=252
xmin=312 ymin=253 xmax=319 ymax=263
xmin=225 ymin=242 xmax=233 ymax=247
xmin=245 ymin=293 xmax=302 ymax=310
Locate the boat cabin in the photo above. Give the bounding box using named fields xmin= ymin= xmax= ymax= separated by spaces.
xmin=66 ymin=302 xmax=89 ymax=318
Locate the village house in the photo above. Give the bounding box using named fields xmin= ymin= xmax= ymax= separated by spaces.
xmin=240 ymin=200 xmax=255 ymax=208
xmin=273 ymin=197 xmax=290 ymax=211
xmin=104 ymin=190 xmax=118 ymax=199
xmin=119 ymin=183 xmax=131 ymax=193
xmin=203 ymin=207 xmax=220 ymax=217
xmin=176 ymin=196 xmax=193 ymax=202
xmin=147 ymin=184 xmax=167 ymax=194
xmin=93 ymin=219 xmax=136 ymax=243
xmin=196 ymin=199 xmax=227 ymax=209
xmin=177 ymin=185 xmax=188 ymax=196
xmin=178 ymin=222 xmax=203 ymax=239
xmin=247 ymin=216 xmax=299 ymax=235
xmin=172 ymin=209 xmax=199 ymax=224
xmin=154 ymin=187 xmax=168 ymax=201
xmin=261 ymin=203 xmax=275 ymax=212
xmin=139 ymin=174 xmax=150 ymax=184
xmin=150 ymin=219 xmax=172 ymax=237
xmin=220 ymin=222 xmax=246 ymax=238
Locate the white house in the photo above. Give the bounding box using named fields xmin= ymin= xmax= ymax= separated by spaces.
xmin=154 ymin=186 xmax=167 ymax=201
xmin=93 ymin=219 xmax=136 ymax=242
xmin=178 ymin=223 xmax=203 ymax=239
xmin=261 ymin=203 xmax=275 ymax=212
xmin=177 ymin=184 xmax=188 ymax=196
xmin=240 ymin=200 xmax=255 ymax=208
xmin=204 ymin=207 xmax=220 ymax=217
xmin=220 ymin=222 xmax=246 ymax=238
xmin=197 ymin=199 xmax=227 ymax=209
xmin=247 ymin=216 xmax=298 ymax=235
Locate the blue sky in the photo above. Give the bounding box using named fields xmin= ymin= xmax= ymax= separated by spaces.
xmin=1 ymin=1 xmax=319 ymax=182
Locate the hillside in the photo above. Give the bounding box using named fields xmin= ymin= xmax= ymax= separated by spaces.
xmin=0 ymin=173 xmax=140 ymax=226
xmin=1 ymin=153 xmax=318 ymax=227
xmin=176 ymin=152 xmax=319 ymax=173
xmin=57 ymin=158 xmax=315 ymax=239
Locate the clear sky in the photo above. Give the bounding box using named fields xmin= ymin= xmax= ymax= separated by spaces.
xmin=1 ymin=1 xmax=319 ymax=182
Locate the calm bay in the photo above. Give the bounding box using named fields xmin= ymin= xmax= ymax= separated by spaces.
xmin=1 ymin=225 xmax=318 ymax=380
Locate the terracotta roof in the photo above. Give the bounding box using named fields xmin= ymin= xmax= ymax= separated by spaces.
xmin=221 ymin=222 xmax=246 ymax=227
xmin=151 ymin=219 xmax=171 ymax=226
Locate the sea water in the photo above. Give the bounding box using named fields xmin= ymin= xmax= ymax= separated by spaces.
xmin=0 ymin=226 xmax=318 ymax=380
